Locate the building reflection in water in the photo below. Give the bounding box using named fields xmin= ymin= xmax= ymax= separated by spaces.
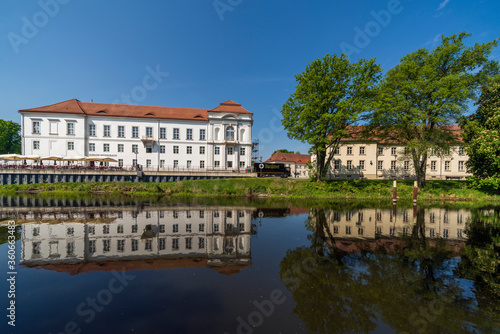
xmin=16 ymin=207 xmax=256 ymax=275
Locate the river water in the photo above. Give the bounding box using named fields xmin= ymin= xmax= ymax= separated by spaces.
xmin=0 ymin=196 xmax=499 ymax=334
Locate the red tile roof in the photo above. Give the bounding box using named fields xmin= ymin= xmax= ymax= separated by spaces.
xmin=266 ymin=151 xmax=311 ymax=164
xmin=339 ymin=125 xmax=464 ymax=143
xmin=19 ymin=99 xmax=252 ymax=121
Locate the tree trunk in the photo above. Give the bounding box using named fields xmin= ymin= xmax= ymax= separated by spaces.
xmin=413 ymin=153 xmax=427 ymax=188
xmin=316 ymin=148 xmax=326 ymax=182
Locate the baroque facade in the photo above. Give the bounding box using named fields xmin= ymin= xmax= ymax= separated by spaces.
xmin=19 ymin=99 xmax=253 ymax=170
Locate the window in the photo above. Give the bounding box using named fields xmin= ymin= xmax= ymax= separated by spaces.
xmin=132 ymin=239 xmax=138 ymax=251
xmin=391 ymin=161 xmax=396 ymax=170
xmin=459 ymin=146 xmax=465 ymax=155
xmin=187 ymin=160 xmax=191 ymax=168
xmin=68 ymin=142 xmax=74 ymax=150
xmin=118 ymin=144 xmax=124 ymax=152
xmin=117 ymin=225 xmax=124 ymax=234
xmin=240 ymin=147 xmax=245 ymax=155
xmin=391 ymin=147 xmax=397 ymax=155
xmin=186 ymin=129 xmax=193 ymax=140
xmin=146 ymin=159 xmax=151 ymax=168
xmin=215 ymin=161 xmax=220 ymax=168
xmin=89 ymin=143 xmax=95 ymax=152
xmin=227 ymin=147 xmax=233 ymax=155
xmin=118 ymin=126 xmax=125 ymax=138
xmin=214 ymin=211 xmax=220 ymax=218
xmin=32 ymin=121 xmax=40 ymax=134
xmin=160 ymin=127 xmax=166 ymax=139
xmin=132 ymin=159 xmax=137 ymax=167
xmin=347 ymin=160 xmax=352 ymax=169
xmin=459 ymin=161 xmax=464 ymax=171
xmin=159 ymin=238 xmax=166 ymax=250
xmin=187 ymin=146 xmax=192 ymax=154
xmin=377 ymin=161 xmax=383 ymax=170
xmin=200 ymin=160 xmax=205 ymax=169
xmin=198 ymin=238 xmax=205 ymax=249
xmin=225 ymin=126 xmax=235 ymax=140
xmin=173 ymin=146 xmax=179 ymax=154
xmin=445 ymin=161 xmax=450 ymax=171
xmin=214 ymin=224 xmax=219 ymax=232
xmin=186 ymin=224 xmax=192 ymax=232
xmin=104 ymin=144 xmax=110 ymax=152
xmin=431 ymin=161 xmax=437 ymax=171
xmin=333 ymin=147 xmax=340 ymax=155
xmin=404 ymin=161 xmax=409 ymax=170
xmin=67 ymin=227 xmax=74 ymax=235
xmin=103 ymin=225 xmax=110 ymax=234
xmin=227 ymin=161 xmax=233 ymax=168
xmin=199 ymin=224 xmax=205 ymax=232
xmin=146 ymin=127 xmax=153 ymax=137
xmin=215 ymin=147 xmax=220 ymax=155
xmin=173 ymin=128 xmax=180 ymax=140
xmin=67 ymin=242 xmax=75 ymax=256
xmin=199 ymin=129 xmax=206 ymax=140
xmin=132 ymin=144 xmax=138 ymax=153
xmin=89 ymin=124 xmax=96 ymax=136
xmin=185 ymin=238 xmax=192 ymax=249
xmin=173 ymin=160 xmax=178 ymax=168
xmin=132 ymin=225 xmax=138 ymax=233
xmin=146 ymin=144 xmax=152 ymax=153
xmin=67 ymin=122 xmax=74 ymax=135
xmin=172 ymin=239 xmax=179 ymax=250
xmin=88 ymin=241 xmax=95 ymax=253
xmin=347 ymin=147 xmax=352 ymax=155
xmin=104 ymin=125 xmax=110 ymax=137
xmin=431 ymin=148 xmax=437 ymax=156
xmin=359 ymin=147 xmax=365 ymax=155
xmin=346 ymin=226 xmax=351 ymax=235
xmin=173 ymin=224 xmax=179 ymax=233
xmin=33 ymin=141 xmax=40 ymax=150
xmin=160 ymin=160 xmax=165 ymax=168
xmin=359 ymin=160 xmax=365 ymax=170
xmin=378 ymin=147 xmax=384 ymax=155
xmin=240 ymin=161 xmax=245 ymax=168
xmin=88 ymin=226 xmax=95 ymax=235
xmin=199 ymin=210 xmax=205 ymax=218
xmin=160 ymin=145 xmax=165 ymax=153
xmin=334 ymin=160 xmax=340 ymax=170
xmin=118 ymin=159 xmax=123 ymax=167
xmin=200 ymin=146 xmax=205 ymax=154
xmin=132 ymin=126 xmax=139 ymax=138
xmin=117 ymin=240 xmax=125 ymax=252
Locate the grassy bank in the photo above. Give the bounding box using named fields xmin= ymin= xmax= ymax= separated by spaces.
xmin=0 ymin=178 xmax=499 ymax=202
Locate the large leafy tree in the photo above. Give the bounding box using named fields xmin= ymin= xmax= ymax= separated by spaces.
xmin=368 ymin=32 xmax=499 ymax=187
xmin=281 ymin=53 xmax=381 ymax=181
xmin=461 ymin=78 xmax=500 ymax=191
xmin=0 ymin=120 xmax=21 ymax=154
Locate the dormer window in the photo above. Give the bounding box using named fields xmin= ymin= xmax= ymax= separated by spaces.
xmin=225 ymin=126 xmax=235 ymax=140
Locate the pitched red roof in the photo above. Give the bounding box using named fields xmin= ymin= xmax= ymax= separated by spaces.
xmin=19 ymin=99 xmax=251 ymax=121
xmin=266 ymin=151 xmax=311 ymax=164
xmin=210 ymin=100 xmax=253 ymax=114
xmin=339 ymin=125 xmax=464 ymax=143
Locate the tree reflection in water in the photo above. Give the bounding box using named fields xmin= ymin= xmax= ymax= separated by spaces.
xmin=280 ymin=208 xmax=500 ymax=334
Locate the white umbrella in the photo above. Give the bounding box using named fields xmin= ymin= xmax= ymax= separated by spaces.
xmin=0 ymin=154 xmax=23 ymax=161
xmin=41 ymin=155 xmax=65 ymax=161
xmin=22 ymin=154 xmax=42 ymax=161
xmin=84 ymin=156 xmax=117 ymax=162
xmin=63 ymin=156 xmax=87 ymax=161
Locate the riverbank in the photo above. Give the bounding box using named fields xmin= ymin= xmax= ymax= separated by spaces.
xmin=0 ymin=178 xmax=499 ymax=202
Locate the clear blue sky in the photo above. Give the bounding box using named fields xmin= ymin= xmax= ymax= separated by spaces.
xmin=1 ymin=0 xmax=499 ymax=160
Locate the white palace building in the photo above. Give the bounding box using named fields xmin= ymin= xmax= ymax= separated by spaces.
xmin=19 ymin=99 xmax=253 ymax=171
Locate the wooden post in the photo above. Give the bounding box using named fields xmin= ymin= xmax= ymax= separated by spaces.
xmin=392 ymin=180 xmax=397 ymax=203
xmin=413 ymin=181 xmax=418 ymax=204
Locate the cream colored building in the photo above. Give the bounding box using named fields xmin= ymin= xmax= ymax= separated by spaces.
xmin=315 ymin=126 xmax=471 ymax=180
xmin=265 ymin=151 xmax=311 ymax=178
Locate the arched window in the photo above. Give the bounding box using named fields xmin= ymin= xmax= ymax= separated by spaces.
xmin=225 ymin=126 xmax=235 ymax=140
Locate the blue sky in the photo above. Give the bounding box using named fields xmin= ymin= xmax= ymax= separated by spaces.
xmin=1 ymin=0 xmax=499 ymax=160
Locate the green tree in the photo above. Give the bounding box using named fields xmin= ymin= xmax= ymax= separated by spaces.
xmin=368 ymin=32 xmax=499 ymax=187
xmin=281 ymin=53 xmax=381 ymax=181
xmin=0 ymin=120 xmax=21 ymax=154
xmin=271 ymin=149 xmax=295 ymax=156
xmin=461 ymin=78 xmax=500 ymax=191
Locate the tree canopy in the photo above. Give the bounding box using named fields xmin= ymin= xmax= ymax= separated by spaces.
xmin=0 ymin=120 xmax=21 ymax=154
xmin=461 ymin=77 xmax=500 ymax=191
xmin=281 ymin=53 xmax=381 ymax=181
xmin=367 ymin=32 xmax=499 ymax=187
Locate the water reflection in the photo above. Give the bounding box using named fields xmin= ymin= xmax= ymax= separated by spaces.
xmin=16 ymin=207 xmax=255 ymax=275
